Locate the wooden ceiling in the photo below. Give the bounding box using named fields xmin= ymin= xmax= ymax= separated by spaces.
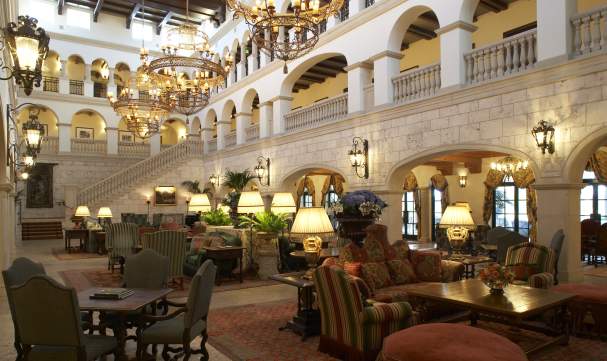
xmin=424 ymin=151 xmax=508 ymax=175
xmin=292 ymin=56 xmax=347 ymax=93
xmin=57 ymin=0 xmax=226 ymax=33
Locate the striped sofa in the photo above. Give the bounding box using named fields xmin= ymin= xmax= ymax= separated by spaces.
xmin=313 ymin=266 xmax=413 ymax=361
xmin=504 ymin=242 xmax=558 ymax=289
xmin=106 ymin=223 xmax=139 ymax=273
xmin=142 ymin=230 xmax=187 ymax=288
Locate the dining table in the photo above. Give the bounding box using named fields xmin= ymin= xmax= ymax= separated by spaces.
xmin=78 ymin=287 xmax=173 ymax=360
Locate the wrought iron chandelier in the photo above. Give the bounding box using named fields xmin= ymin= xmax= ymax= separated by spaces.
xmin=490 ymin=156 xmax=529 ymax=177
xmin=227 ymin=0 xmax=344 ymax=73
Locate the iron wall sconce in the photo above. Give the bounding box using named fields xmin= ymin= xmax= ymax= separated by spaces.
xmin=254 ymin=156 xmax=271 ymax=186
xmin=6 ymin=103 xmax=45 ymax=180
xmin=459 ymin=175 xmax=467 ymax=188
xmin=349 ymin=137 xmax=369 ymax=179
xmin=531 ymin=120 xmax=555 ymax=154
xmin=209 ymin=173 xmax=221 ymax=188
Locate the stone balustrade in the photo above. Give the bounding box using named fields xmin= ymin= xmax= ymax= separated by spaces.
xmin=392 ymin=63 xmax=441 ymax=103
xmin=71 ymin=139 xmax=107 ymax=154
xmin=118 ymin=142 xmax=150 ymax=157
xmin=285 ymin=93 xmax=348 ymax=132
xmin=465 ymin=29 xmax=537 ymax=84
xmin=225 ymin=132 xmax=237 ymax=147
xmin=208 ymin=138 xmax=217 ymax=152
xmin=40 ymin=137 xmax=59 ymax=154
xmin=572 ymin=5 xmax=607 ymax=57
xmin=246 ymin=124 xmax=260 ymax=141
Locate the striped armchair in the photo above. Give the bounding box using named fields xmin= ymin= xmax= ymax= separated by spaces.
xmin=142 ymin=230 xmax=187 ymax=288
xmin=504 ymin=242 xmax=558 ymax=289
xmin=106 ymin=223 xmax=139 ymax=273
xmin=313 ymin=266 xmax=413 ymax=361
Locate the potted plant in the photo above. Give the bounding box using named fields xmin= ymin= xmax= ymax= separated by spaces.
xmin=221 ymin=169 xmax=256 ymax=225
xmin=331 ymin=190 xmax=387 ymax=245
xmin=202 ymin=209 xmax=232 ymax=226
xmin=239 ymin=211 xmax=288 ymax=278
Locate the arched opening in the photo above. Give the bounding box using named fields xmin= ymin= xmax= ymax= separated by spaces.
xmin=161 ymin=118 xmax=187 ymax=146
xmin=471 ymin=0 xmax=537 ymax=50
xmin=66 ymin=55 xmax=85 ymax=95
xmin=243 ymin=32 xmax=253 ymax=76
xmin=42 ymin=50 xmax=61 ymax=92
xmin=191 ymin=117 xmax=202 ymax=136
xmin=114 ymin=62 xmax=131 ymax=94
xmin=17 ymin=106 xmax=59 ymax=153
xmin=205 ymin=109 xmax=218 ymax=140
xmin=91 ymin=58 xmax=110 ymax=98
xmin=118 ymin=118 xmax=147 ymax=144
xmin=71 ymin=110 xmax=107 ymax=154
xmin=234 ymin=42 xmax=242 ymax=82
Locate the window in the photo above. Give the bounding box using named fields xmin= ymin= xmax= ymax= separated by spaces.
xmin=66 ymin=7 xmax=91 ymax=30
xmin=299 ymin=187 xmax=313 ymax=208
xmin=431 ymin=187 xmax=442 ymax=241
xmin=132 ymin=21 xmax=153 ymax=41
xmin=581 ymin=170 xmax=607 ymax=223
xmin=493 ymin=176 xmax=529 ymax=236
xmin=402 ymin=192 xmax=417 ymax=239
xmin=324 ymin=184 xmax=339 ymax=209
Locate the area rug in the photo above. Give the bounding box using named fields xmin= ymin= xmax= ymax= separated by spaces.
xmin=59 ymin=268 xmax=277 ymax=299
xmin=206 ymin=301 xmax=607 ymax=361
xmin=583 ymin=264 xmax=607 ymax=278
xmin=52 ymin=248 xmax=106 ymax=260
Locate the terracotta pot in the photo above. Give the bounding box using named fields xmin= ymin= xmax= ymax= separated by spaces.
xmin=335 ymin=217 xmax=375 ymax=246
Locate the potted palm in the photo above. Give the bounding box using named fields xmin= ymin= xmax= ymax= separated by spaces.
xmin=331 ymin=190 xmax=387 ymax=245
xmin=239 ymin=211 xmax=288 ymax=278
xmin=221 ymin=169 xmax=256 ymax=225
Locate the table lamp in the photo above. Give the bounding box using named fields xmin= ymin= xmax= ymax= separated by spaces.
xmin=439 ymin=205 xmax=476 ymax=254
xmin=189 ymin=193 xmax=212 ymax=213
xmin=96 ymin=207 xmax=113 ymax=227
xmin=291 ymin=207 xmax=335 ymax=278
xmin=237 ymin=191 xmax=265 ymax=214
xmin=74 ymin=205 xmax=91 ymax=229
xmin=271 ymin=193 xmax=297 ymax=214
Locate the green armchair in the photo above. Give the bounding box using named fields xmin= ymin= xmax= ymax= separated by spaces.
xmin=106 ymin=222 xmax=139 ymax=273
xmin=184 ymin=231 xmax=242 ymax=277
xmin=142 ymin=230 xmax=187 ymax=288
xmin=504 ymin=242 xmax=558 ymax=289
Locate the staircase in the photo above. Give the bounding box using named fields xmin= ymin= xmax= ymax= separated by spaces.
xmin=21 ymin=221 xmax=63 ymax=241
xmin=76 ymin=139 xmax=204 ymax=206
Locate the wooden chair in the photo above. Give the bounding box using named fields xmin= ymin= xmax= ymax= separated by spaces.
xmin=106 ymin=222 xmax=139 ymax=273
xmin=143 ymin=230 xmax=187 ymax=288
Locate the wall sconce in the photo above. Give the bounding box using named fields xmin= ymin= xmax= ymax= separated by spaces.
xmin=209 ymin=173 xmax=221 ymax=188
xmin=531 ymin=120 xmax=555 ymax=154
xmin=1 ymin=16 xmax=50 ymax=96
xmin=349 ymin=137 xmax=368 ymax=179
xmin=6 ymin=103 xmax=44 ymax=180
xmin=459 ymin=175 xmax=467 ymax=188
xmin=254 ymin=156 xmax=270 ymax=186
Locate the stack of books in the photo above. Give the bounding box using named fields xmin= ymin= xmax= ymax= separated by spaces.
xmin=89 ymin=288 xmax=134 ymax=300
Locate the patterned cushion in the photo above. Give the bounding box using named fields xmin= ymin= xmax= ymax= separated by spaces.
xmin=344 ymin=262 xmax=363 ymax=278
xmin=339 ymin=242 xmax=368 ymax=264
xmin=361 ymin=262 xmax=393 ymax=291
xmin=510 ymin=264 xmax=540 ymax=281
xmin=391 ymin=240 xmax=411 ymax=261
xmin=410 ymin=251 xmax=442 ymax=282
xmin=387 ymin=259 xmax=417 ymax=285
xmin=364 ymin=239 xmax=387 ymax=262
xmin=322 ymin=257 xmax=342 ymax=268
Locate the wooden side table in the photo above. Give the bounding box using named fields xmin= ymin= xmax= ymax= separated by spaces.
xmin=203 ymin=246 xmax=245 ymax=285
xmin=92 ymin=231 xmax=106 ymax=254
xmin=446 ymin=254 xmax=493 ymax=279
xmin=270 ymin=272 xmax=319 ymax=341
xmin=64 ymin=229 xmax=88 ymax=253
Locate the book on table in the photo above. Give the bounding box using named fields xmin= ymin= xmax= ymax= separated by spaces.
xmin=89 ymin=288 xmax=134 ymax=300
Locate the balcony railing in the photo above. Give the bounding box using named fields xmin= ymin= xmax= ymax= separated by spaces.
xmin=40 ymin=136 xmax=58 ymax=154
xmin=42 ymin=77 xmax=59 ymax=92
xmin=71 ymin=139 xmax=106 ymax=154
xmin=93 ymin=82 xmax=107 ymax=98
xmin=572 ymin=6 xmax=607 ymax=57
xmin=465 ymin=29 xmax=537 ymax=84
xmin=285 ymin=93 xmax=348 ymax=132
xmin=392 ymin=63 xmax=441 ymax=103
xmin=225 ymin=132 xmax=237 ymax=147
xmin=246 ymin=124 xmax=260 ymax=141
xmin=161 ymin=144 xmax=172 ymax=151
xmin=118 ymin=142 xmax=150 ymax=157
xmin=208 ymin=138 xmax=217 ymax=152
xmin=69 ymin=80 xmax=84 ymax=95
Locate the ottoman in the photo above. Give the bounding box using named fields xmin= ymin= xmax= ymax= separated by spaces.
xmin=552 ymin=283 xmax=607 ymax=337
xmin=378 ymin=323 xmax=527 ymax=361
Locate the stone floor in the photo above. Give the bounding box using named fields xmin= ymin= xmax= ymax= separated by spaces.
xmin=0 ymin=239 xmax=296 ymax=361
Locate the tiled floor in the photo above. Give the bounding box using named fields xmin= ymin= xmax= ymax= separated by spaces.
xmin=0 ymin=239 xmax=297 ymax=361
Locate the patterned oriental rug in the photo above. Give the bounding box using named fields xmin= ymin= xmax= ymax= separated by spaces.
xmin=52 ymin=248 xmax=106 ymax=260
xmin=207 ymin=301 xmax=607 ymax=361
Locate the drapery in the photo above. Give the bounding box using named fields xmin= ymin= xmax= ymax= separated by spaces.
xmin=320 ymin=175 xmax=345 ymax=206
xmin=296 ymin=177 xmax=316 ymax=206
xmin=482 ymin=169 xmax=506 ymax=225
xmin=430 ymin=174 xmax=449 ymax=213
xmin=403 ymin=172 xmax=421 ymax=237
xmin=590 ymin=148 xmax=607 ymax=183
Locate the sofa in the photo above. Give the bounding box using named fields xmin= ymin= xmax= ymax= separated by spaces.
xmin=183 ymin=231 xmax=242 ymax=277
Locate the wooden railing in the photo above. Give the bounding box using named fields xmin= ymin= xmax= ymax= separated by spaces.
xmin=208 ymin=138 xmax=217 ymax=152
xmin=392 ymin=63 xmax=441 ymax=103
xmin=71 ymin=139 xmax=106 ymax=154
xmin=69 ymin=80 xmax=84 ymax=95
xmin=76 ymin=139 xmax=203 ymax=206
xmin=42 ymin=77 xmax=59 ymax=92
xmin=285 ymin=93 xmax=348 ymax=132
xmin=465 ymin=29 xmax=537 ymax=84
xmin=225 ymin=132 xmax=237 ymax=147
xmin=40 ymin=136 xmax=58 ymax=154
xmin=118 ymin=142 xmax=150 ymax=157
xmin=246 ymin=124 xmax=260 ymax=141
xmin=572 ymin=6 xmax=607 ymax=57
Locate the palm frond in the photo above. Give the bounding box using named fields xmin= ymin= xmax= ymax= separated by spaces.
xmin=222 ymin=169 xmax=256 ymax=192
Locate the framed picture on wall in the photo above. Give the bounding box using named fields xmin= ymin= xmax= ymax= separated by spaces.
xmin=119 ymin=131 xmax=135 ymax=143
xmin=75 ymin=127 xmax=94 ymax=140
xmin=155 ymin=186 xmax=177 ymax=206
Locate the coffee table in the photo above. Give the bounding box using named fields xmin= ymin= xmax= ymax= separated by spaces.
xmin=404 ymin=279 xmax=575 ymax=356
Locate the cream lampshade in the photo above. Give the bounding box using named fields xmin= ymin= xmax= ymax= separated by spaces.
xmin=237 ymin=191 xmax=265 ymax=214
xmin=74 ymin=206 xmax=91 ymax=217
xmin=97 ymin=207 xmax=113 ymax=218
xmin=189 ymin=193 xmax=211 ymax=213
xmin=439 ymin=205 xmax=475 ymax=253
xmin=271 ymin=192 xmax=297 ymax=214
xmin=218 ymin=204 xmax=231 ymax=214
xmin=291 ymin=207 xmax=335 ymax=278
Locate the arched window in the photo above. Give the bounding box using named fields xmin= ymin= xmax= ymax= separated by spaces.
xmin=402 ymin=192 xmax=417 ymax=239
xmin=431 ymin=186 xmax=442 ymax=241
xmin=581 ymin=170 xmax=607 ymax=223
xmin=493 ymin=175 xmax=529 ymax=236
xmin=300 ymin=186 xmax=313 ymax=208
xmin=324 ymin=184 xmax=339 ymax=209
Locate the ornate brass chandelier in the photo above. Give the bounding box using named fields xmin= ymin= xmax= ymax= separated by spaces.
xmin=227 ymin=0 xmax=344 ymax=72
xmin=490 ymin=156 xmax=529 ymax=177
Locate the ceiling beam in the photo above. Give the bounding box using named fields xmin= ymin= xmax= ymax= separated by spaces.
xmin=300 ymin=75 xmax=324 ymax=84
xmin=480 ymin=0 xmax=508 ymax=12
xmin=317 ymin=59 xmax=347 ymax=70
xmin=58 ymin=0 xmax=65 ymax=15
xmin=419 ymin=12 xmax=439 ymax=28
xmin=156 ymin=11 xmax=173 ymax=35
xmin=407 ymin=24 xmax=436 ymax=40
xmin=121 ymin=0 xmax=216 ymax=18
xmin=93 ymin=0 xmax=104 ymax=22
xmin=126 ymin=3 xmax=141 ymax=29
xmin=308 ymin=66 xmax=340 ymax=77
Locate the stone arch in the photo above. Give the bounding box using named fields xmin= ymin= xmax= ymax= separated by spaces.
xmin=387 ymin=4 xmax=439 ymax=53
xmin=221 ymin=100 xmax=237 ymax=123
xmin=66 ymin=54 xmax=85 ymax=80
xmin=280 ymin=52 xmax=349 ymax=96
xmin=91 ymin=58 xmax=110 ymax=84
xmin=71 ymin=109 xmax=107 ymax=140
xmin=564 ymin=127 xmax=607 ymax=184
xmin=42 ymin=50 xmax=61 ymax=77
xmin=240 ymin=88 xmax=260 ymax=125
xmin=16 ymin=105 xmax=60 ymax=138
xmin=190 ymin=116 xmax=202 ymax=135
xmin=161 ymin=118 xmax=188 ymax=145
xmin=279 ymin=164 xmax=348 ymax=189
xmin=114 ymin=62 xmax=131 ymax=87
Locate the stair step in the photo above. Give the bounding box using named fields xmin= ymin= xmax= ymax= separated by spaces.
xmin=21 ymin=221 xmax=64 ymax=241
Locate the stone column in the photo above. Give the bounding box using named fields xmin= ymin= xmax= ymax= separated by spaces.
xmin=418 ymin=186 xmax=431 ymax=242
xmin=106 ymin=68 xmax=116 ymax=97
xmin=533 ymin=182 xmax=583 ymax=282
xmin=238 ymin=60 xmax=247 ymax=79
xmin=216 ymin=120 xmax=231 ymax=150
xmin=59 ymin=60 xmax=69 ymax=94
xmin=271 ymin=96 xmax=292 ymax=135
xmin=537 ymin=0 xmax=576 ymax=63
xmin=235 ymin=112 xmax=252 ymax=145
xmin=0 ymin=182 xmax=15 ymax=271
xmin=327 ymin=14 xmax=338 ymax=30
xmin=248 ymin=41 xmax=259 ymax=72
xmin=105 ymin=127 xmax=118 ymax=155
xmin=57 ymin=123 xmax=71 ymax=153
xmin=228 ymin=63 xmax=236 ymax=86
xmin=201 ymin=124 xmax=213 ymax=153
xmin=349 ymin=0 xmax=365 ymax=16
xmin=259 ymin=101 xmax=273 ymax=138
xmin=345 ymin=61 xmax=372 ymax=114
xmin=150 ymin=133 xmax=161 ymax=155
xmin=375 ymin=191 xmax=403 ymax=243
xmin=260 ymin=30 xmax=272 ymax=67
xmin=435 ymin=21 xmax=477 ymax=89
xmin=371 ymin=51 xmax=402 ymax=107
xmin=84 ymin=64 xmax=94 ymax=97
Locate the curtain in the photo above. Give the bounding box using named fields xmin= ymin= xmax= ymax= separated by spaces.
xmin=512 ymin=167 xmax=537 ymax=242
xmin=403 ymin=172 xmax=421 ymax=236
xmin=590 ymin=148 xmax=607 ymax=183
xmin=296 ymin=177 xmax=316 ymax=206
xmin=482 ymin=169 xmax=506 ymax=225
xmin=430 ymin=174 xmax=449 ymax=213
xmin=320 ymin=175 xmax=345 ymax=206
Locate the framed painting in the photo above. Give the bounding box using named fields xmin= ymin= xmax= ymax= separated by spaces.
xmin=119 ymin=131 xmax=135 ymax=143
xmin=26 ymin=163 xmax=55 ymax=208
xmin=75 ymin=127 xmax=94 ymax=140
xmin=155 ymin=186 xmax=177 ymax=206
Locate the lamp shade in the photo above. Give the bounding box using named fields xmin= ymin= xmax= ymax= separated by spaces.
xmin=97 ymin=207 xmax=113 ymax=218
xmin=237 ymin=191 xmax=265 ymax=214
xmin=439 ymin=205 xmax=475 ymax=228
xmin=74 ymin=206 xmax=91 ymax=217
xmin=291 ymin=207 xmax=335 ymax=235
xmin=271 ymin=192 xmax=297 ymax=214
xmin=189 ymin=193 xmax=211 ymax=212
xmin=218 ymin=204 xmax=231 ymax=214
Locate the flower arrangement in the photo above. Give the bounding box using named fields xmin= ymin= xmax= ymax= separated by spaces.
xmin=330 ymin=190 xmax=387 ymax=219
xmin=479 ymin=263 xmax=515 ymax=295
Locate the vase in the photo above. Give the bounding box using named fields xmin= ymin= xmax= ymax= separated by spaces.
xmin=335 ymin=217 xmax=375 ymax=246
xmin=490 ymin=287 xmax=505 ymax=295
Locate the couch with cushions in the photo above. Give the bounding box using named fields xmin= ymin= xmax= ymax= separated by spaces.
xmin=183 ymin=231 xmax=242 ymax=277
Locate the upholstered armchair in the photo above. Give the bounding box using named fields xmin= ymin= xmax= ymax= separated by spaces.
xmin=504 ymin=242 xmax=558 ymax=289
xmin=313 ymin=266 xmax=413 ymax=361
xmin=143 ymin=230 xmax=187 ymax=288
xmin=106 ymin=222 xmax=139 ymax=273
xmin=136 ymin=260 xmax=217 ymax=361
xmin=121 ymin=213 xmax=150 ymax=226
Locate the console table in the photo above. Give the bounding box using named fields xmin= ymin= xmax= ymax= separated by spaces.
xmin=64 ymin=228 xmax=88 ymax=253
xmin=203 ymin=246 xmax=245 ymax=285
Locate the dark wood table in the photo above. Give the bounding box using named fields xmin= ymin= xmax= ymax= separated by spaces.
xmin=403 ymin=279 xmax=575 ymax=356
xmin=203 ymin=246 xmax=245 ymax=285
xmin=446 ymin=254 xmax=493 ymax=279
xmin=289 ymin=248 xmax=340 ymax=261
xmin=64 ymin=228 xmax=88 ymax=253
xmin=269 ymin=272 xmax=319 ymax=341
xmin=91 ymin=230 xmax=106 ymax=254
xmin=78 ymin=287 xmax=173 ymax=361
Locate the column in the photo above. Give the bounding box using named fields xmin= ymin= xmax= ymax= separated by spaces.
xmin=150 ymin=133 xmax=161 ymax=155
xmin=235 ymin=112 xmax=251 ymax=145
xmin=228 ymin=65 xmax=236 ymax=86
xmin=201 ymin=124 xmax=213 ymax=153
xmin=216 ymin=120 xmax=231 ymax=150
xmin=375 ymin=191 xmax=403 ymax=243
xmin=248 ymin=41 xmax=259 ymax=72
xmin=435 ymin=21 xmax=477 ymax=89
xmin=271 ymin=96 xmax=292 ymax=135
xmin=260 ymin=30 xmax=272 ymax=67
xmin=238 ymin=60 xmax=247 ymax=80
xmin=57 ymin=123 xmax=71 ymax=153
xmin=59 ymin=60 xmax=69 ymax=94
xmin=106 ymin=127 xmax=118 ymax=155
xmin=0 ymin=182 xmax=16 ymax=271
xmin=349 ymin=0 xmax=365 ymax=16
xmin=259 ymin=101 xmax=273 ymax=138
xmin=106 ymin=68 xmax=117 ymax=97
xmin=418 ymin=186 xmax=431 ymax=242
xmin=84 ymin=64 xmax=94 ymax=97
xmin=533 ymin=182 xmax=583 ymax=282
xmin=371 ymin=51 xmax=402 ymax=107
xmin=345 ymin=61 xmax=372 ymax=114
xmin=537 ymin=0 xmax=576 ymax=63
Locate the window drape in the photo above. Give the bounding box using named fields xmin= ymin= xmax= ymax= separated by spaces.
xmin=403 ymin=172 xmax=421 ymax=236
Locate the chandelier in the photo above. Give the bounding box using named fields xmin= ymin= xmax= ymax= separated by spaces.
xmin=227 ymin=0 xmax=344 ymax=73
xmin=490 ymin=156 xmax=529 ymax=177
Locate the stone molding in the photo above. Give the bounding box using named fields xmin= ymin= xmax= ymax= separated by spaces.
xmin=235 ymin=112 xmax=253 ymax=117
xmin=434 ymin=21 xmax=478 ymax=35
xmin=369 ymin=50 xmax=404 ymax=62
xmin=344 ymin=61 xmax=373 ymax=71
xmin=532 ymin=183 xmax=586 ymax=190
xmin=268 ymin=95 xmax=294 ymax=102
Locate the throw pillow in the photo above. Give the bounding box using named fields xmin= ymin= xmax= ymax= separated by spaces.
xmin=391 ymin=240 xmax=411 ymax=261
xmin=510 ymin=264 xmax=540 ymax=281
xmin=321 ymin=257 xmax=342 ymax=268
xmin=363 ymin=239 xmax=386 ymax=262
xmin=339 ymin=242 xmax=368 ymax=263
xmin=410 ymin=251 xmax=442 ymax=282
xmin=344 ymin=262 xmax=363 ymax=278
xmin=361 ymin=262 xmax=393 ymax=291
xmin=365 ymin=224 xmax=397 ymax=260
xmin=386 ymin=259 xmax=418 ymax=285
